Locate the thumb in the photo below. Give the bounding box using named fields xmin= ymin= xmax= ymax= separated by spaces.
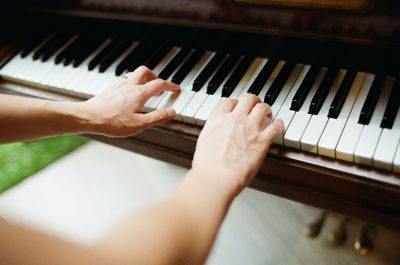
xmin=141 ymin=108 xmax=176 ymax=127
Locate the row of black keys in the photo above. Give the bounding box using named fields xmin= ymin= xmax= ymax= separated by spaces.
xmin=17 ymin=31 xmax=400 ymax=129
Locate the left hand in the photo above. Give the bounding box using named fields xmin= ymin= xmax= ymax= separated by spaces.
xmin=81 ymin=66 xmax=180 ymax=137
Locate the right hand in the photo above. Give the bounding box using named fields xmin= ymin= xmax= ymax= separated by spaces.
xmin=192 ymin=94 xmax=284 ymax=197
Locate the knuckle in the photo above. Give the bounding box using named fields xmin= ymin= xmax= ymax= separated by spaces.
xmin=245 ymin=93 xmax=261 ymax=102
xmin=253 ymin=103 xmax=268 ymax=113
xmin=222 ymin=97 xmax=236 ymax=105
xmin=152 ymin=78 xmax=166 ymax=87
xmin=135 ymin=65 xmax=150 ymax=74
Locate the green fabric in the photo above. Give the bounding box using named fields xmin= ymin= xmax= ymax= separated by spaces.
xmin=0 ymin=136 xmax=88 ymax=193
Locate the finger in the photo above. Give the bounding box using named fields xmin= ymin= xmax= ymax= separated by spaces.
xmin=141 ymin=79 xmax=180 ymax=101
xmin=211 ymin=98 xmax=238 ymax=118
xmin=126 ymin=66 xmax=158 ymax=85
xmin=249 ymin=103 xmax=272 ymax=130
xmin=233 ymin=93 xmax=261 ymax=115
xmin=141 ymin=108 xmax=176 ymax=127
xmin=259 ymin=119 xmax=285 ymax=146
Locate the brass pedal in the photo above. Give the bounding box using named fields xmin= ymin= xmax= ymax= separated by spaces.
xmin=327 ymin=216 xmax=348 ymax=246
xmin=355 ymin=223 xmax=375 ymax=255
xmin=304 ymin=211 xmax=327 ymax=238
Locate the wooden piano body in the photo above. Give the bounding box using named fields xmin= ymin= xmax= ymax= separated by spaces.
xmin=1 ymin=0 xmax=400 ymax=229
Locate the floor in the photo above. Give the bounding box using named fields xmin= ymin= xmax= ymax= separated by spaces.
xmin=0 ymin=140 xmax=399 ymax=265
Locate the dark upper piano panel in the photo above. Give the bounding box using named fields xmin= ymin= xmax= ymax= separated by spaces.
xmin=19 ymin=0 xmax=400 ymax=46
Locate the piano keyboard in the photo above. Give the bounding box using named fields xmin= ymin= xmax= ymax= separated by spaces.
xmin=1 ymin=27 xmax=400 ymax=174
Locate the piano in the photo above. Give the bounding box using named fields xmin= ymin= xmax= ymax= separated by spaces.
xmin=1 ymin=0 xmax=400 ymax=229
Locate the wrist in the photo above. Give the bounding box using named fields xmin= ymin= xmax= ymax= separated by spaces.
xmin=48 ymin=101 xmax=95 ymax=135
xmin=187 ymin=167 xmax=241 ymax=202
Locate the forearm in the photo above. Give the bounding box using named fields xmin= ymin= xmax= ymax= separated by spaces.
xmin=97 ymin=169 xmax=236 ymax=265
xmin=0 ymin=94 xmax=91 ymax=144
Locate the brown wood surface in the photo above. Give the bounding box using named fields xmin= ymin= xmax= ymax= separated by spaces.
xmin=23 ymin=0 xmax=400 ymax=47
xmin=235 ymin=0 xmax=373 ymax=10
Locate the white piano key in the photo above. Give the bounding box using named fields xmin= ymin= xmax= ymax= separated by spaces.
xmin=145 ymin=48 xmax=195 ymax=113
xmin=85 ymin=41 xmax=141 ymax=95
xmin=284 ymin=67 xmax=327 ymax=149
xmin=180 ymin=53 xmax=238 ymax=124
xmin=194 ymin=55 xmax=244 ymax=126
xmin=0 ymin=54 xmax=25 ymax=77
xmin=393 ymin=142 xmax=400 ymax=174
xmin=157 ymin=51 xmax=214 ymax=121
xmin=236 ymin=58 xmax=269 ymax=99
xmin=335 ymin=73 xmax=375 ymax=162
xmin=270 ymin=63 xmax=304 ymax=121
xmin=0 ymin=56 xmax=28 ymax=82
xmin=354 ymin=76 xmax=395 ymax=166
xmin=4 ymin=54 xmax=38 ymax=82
xmin=300 ymin=69 xmax=346 ymax=153
xmin=4 ymin=34 xmax=55 ymax=82
xmin=61 ymin=39 xmax=112 ymax=93
xmin=318 ymin=72 xmax=366 ymax=158
xmin=19 ymin=55 xmax=47 ymax=84
xmin=181 ymin=93 xmax=208 ymax=124
xmin=142 ymin=46 xmax=182 ymax=112
xmin=373 ymin=108 xmax=400 ymax=171
xmin=63 ymin=39 xmax=113 ymax=92
xmin=35 ymin=35 xmax=80 ymax=88
xmin=272 ymin=64 xmax=309 ymax=145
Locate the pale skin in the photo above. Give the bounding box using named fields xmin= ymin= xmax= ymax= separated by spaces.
xmin=0 ymin=66 xmax=284 ymax=265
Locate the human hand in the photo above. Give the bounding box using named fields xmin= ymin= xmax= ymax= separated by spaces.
xmin=192 ymin=94 xmax=284 ymax=197
xmin=81 ymin=66 xmax=180 ymax=137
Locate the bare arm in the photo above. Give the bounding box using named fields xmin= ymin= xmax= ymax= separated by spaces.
xmin=0 ymin=66 xmax=180 ymax=144
xmin=0 ymin=66 xmax=283 ymax=265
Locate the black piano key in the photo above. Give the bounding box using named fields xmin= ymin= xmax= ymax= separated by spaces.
xmin=72 ymin=36 xmax=106 ymax=67
xmin=247 ymin=58 xmax=278 ymax=96
xmin=172 ymin=49 xmax=205 ymax=85
xmin=39 ymin=32 xmax=74 ymax=62
xmin=358 ymin=74 xmax=386 ymax=125
xmin=127 ymin=42 xmax=160 ymax=72
xmin=158 ymin=46 xmax=191 ymax=80
xmin=144 ymin=44 xmax=172 ymax=70
xmin=20 ymin=32 xmax=50 ymax=58
xmin=192 ymin=51 xmax=226 ymax=92
xmin=33 ymin=33 xmax=59 ymax=60
xmin=380 ymin=78 xmax=400 ymax=129
xmin=309 ymin=67 xmax=339 ymax=115
xmin=290 ymin=65 xmax=321 ymax=111
xmin=264 ymin=61 xmax=295 ymax=105
xmin=328 ymin=70 xmax=357 ymax=118
xmin=115 ymin=42 xmax=148 ymax=76
xmin=88 ymin=38 xmax=120 ymax=71
xmin=221 ymin=55 xmax=254 ymax=98
xmin=98 ymin=39 xmax=132 ymax=73
xmin=55 ymin=34 xmax=85 ymax=65
xmin=207 ymin=53 xmax=241 ymax=95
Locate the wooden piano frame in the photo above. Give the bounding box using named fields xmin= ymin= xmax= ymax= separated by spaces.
xmin=1 ymin=0 xmax=400 ymax=229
